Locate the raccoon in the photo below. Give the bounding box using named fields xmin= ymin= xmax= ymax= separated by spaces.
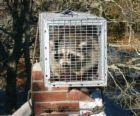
xmin=49 ymin=32 xmax=99 ymax=80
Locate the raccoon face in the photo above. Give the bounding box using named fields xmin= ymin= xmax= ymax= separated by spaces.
xmin=54 ymin=47 xmax=85 ymax=69
xmin=50 ymin=32 xmax=98 ymax=77
xmin=53 ymin=39 xmax=95 ymax=71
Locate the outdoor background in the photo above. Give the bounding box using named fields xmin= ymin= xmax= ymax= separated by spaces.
xmin=0 ymin=0 xmax=140 ymax=115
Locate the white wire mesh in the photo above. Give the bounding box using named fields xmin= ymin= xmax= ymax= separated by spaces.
xmin=49 ymin=24 xmax=100 ymax=81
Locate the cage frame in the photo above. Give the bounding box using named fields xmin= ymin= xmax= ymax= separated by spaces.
xmin=39 ymin=12 xmax=107 ymax=87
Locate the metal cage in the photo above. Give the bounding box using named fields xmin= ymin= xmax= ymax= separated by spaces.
xmin=39 ymin=11 xmax=107 ymax=87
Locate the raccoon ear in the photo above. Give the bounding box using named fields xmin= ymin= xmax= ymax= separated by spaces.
xmin=79 ymin=41 xmax=92 ymax=51
xmin=79 ymin=41 xmax=87 ymax=49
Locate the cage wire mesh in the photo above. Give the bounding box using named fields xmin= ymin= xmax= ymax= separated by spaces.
xmin=39 ymin=11 xmax=107 ymax=87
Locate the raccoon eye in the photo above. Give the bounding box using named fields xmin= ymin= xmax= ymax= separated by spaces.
xmin=68 ymin=54 xmax=75 ymax=60
xmin=82 ymin=45 xmax=92 ymax=52
xmin=54 ymin=53 xmax=63 ymax=59
xmin=68 ymin=54 xmax=80 ymax=61
xmin=82 ymin=46 xmax=87 ymax=51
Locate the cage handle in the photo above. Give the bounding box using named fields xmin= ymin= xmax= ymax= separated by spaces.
xmin=61 ymin=9 xmax=78 ymax=16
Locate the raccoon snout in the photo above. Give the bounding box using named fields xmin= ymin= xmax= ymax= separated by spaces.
xmin=62 ymin=63 xmax=69 ymax=68
xmin=59 ymin=59 xmax=71 ymax=68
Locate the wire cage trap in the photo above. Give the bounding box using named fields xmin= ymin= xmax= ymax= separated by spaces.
xmin=39 ymin=11 xmax=107 ymax=87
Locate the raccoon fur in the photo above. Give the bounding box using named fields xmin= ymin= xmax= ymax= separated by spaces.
xmin=49 ymin=32 xmax=99 ymax=80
